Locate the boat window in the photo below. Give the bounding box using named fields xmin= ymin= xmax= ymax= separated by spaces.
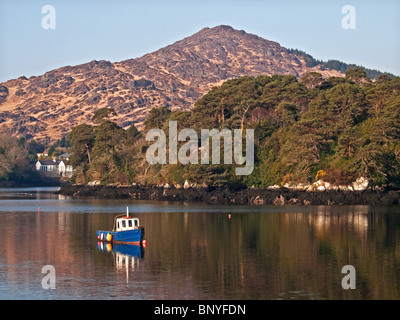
xmin=128 ymin=219 xmax=133 ymax=228
xmin=117 ymin=221 xmax=120 ymax=229
xmin=122 ymin=220 xmax=126 ymax=228
xmin=134 ymin=219 xmax=138 ymax=227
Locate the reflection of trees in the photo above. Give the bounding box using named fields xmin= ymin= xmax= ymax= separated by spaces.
xmin=140 ymin=207 xmax=400 ymax=299
xmin=2 ymin=207 xmax=399 ymax=299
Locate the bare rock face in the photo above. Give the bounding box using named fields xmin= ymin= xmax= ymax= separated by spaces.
xmin=0 ymin=25 xmax=343 ymax=143
xmin=0 ymin=85 xmax=8 ymax=104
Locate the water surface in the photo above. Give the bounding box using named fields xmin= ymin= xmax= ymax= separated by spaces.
xmin=0 ymin=187 xmax=399 ymax=300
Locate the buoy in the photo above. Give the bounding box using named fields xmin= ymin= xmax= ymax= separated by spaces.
xmin=106 ymin=233 xmax=113 ymax=242
xmin=38 ymin=207 xmax=41 ymax=211
xmin=228 ymin=214 xmax=231 ymax=219
xmin=142 ymin=240 xmax=147 ymax=248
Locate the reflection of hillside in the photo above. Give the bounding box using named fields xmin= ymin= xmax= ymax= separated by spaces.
xmin=1 ymin=207 xmax=399 ymax=299
xmin=139 ymin=208 xmax=400 ymax=299
xmin=308 ymin=210 xmax=369 ymax=240
xmin=1 ymin=212 xmax=73 ymax=265
xmin=0 ymin=211 xmax=97 ymax=294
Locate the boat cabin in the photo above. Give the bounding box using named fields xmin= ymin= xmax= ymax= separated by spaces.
xmin=115 ymin=217 xmax=140 ymax=232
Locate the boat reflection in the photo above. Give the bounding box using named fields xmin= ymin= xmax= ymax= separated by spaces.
xmin=97 ymin=242 xmax=144 ymax=258
xmin=97 ymin=242 xmax=145 ymax=281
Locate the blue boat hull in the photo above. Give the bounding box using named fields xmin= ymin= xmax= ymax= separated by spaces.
xmin=96 ymin=227 xmax=144 ymax=244
xmin=97 ymin=242 xmax=144 ymax=258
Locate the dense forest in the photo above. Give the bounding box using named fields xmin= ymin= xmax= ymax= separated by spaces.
xmin=66 ymin=68 xmax=400 ymax=190
xmin=1 ymin=68 xmax=398 ymax=189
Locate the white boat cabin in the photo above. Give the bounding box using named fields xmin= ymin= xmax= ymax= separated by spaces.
xmin=115 ymin=217 xmax=140 ymax=232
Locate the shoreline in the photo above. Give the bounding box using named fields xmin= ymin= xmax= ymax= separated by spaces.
xmin=58 ymin=184 xmax=400 ymax=206
xmin=0 ymin=181 xmax=61 ymax=188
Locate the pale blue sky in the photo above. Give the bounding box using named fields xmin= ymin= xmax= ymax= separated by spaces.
xmin=0 ymin=0 xmax=399 ymax=82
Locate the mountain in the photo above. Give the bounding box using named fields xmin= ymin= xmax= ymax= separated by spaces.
xmin=0 ymin=25 xmax=363 ymax=143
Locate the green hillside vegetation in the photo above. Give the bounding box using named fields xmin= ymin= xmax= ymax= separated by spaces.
xmin=0 ymin=136 xmax=32 ymax=182
xmin=68 ymin=68 xmax=400 ymax=189
xmin=0 ymin=136 xmax=58 ymax=185
xmin=287 ymin=48 xmax=395 ymax=80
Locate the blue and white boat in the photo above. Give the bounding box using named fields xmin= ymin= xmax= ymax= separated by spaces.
xmin=96 ymin=207 xmax=144 ymax=244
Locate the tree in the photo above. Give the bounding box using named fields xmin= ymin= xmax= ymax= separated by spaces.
xmin=276 ymin=102 xmax=300 ymax=126
xmin=376 ymin=74 xmax=391 ymax=84
xmin=325 ymin=83 xmax=368 ymax=131
xmin=91 ymin=120 xmax=127 ymax=159
xmin=300 ymin=72 xmax=323 ymax=89
xmin=345 ymin=68 xmax=371 ymax=87
xmin=126 ymin=123 xmax=140 ymax=138
xmin=0 ymin=135 xmax=31 ymax=181
xmin=144 ymin=106 xmax=171 ymax=130
xmin=69 ymin=124 xmax=95 ymax=166
xmin=92 ymin=107 xmax=117 ymax=124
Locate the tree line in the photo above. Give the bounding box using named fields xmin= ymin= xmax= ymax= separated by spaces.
xmin=2 ymin=68 xmax=398 ymax=189
xmin=66 ymin=68 xmax=399 ymax=189
xmin=287 ymin=49 xmax=395 ymax=80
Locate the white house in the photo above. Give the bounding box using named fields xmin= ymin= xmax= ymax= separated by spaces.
xmin=58 ymin=160 xmax=74 ymax=173
xmin=35 ymin=160 xmax=73 ymax=174
xmin=36 ymin=159 xmax=59 ymax=172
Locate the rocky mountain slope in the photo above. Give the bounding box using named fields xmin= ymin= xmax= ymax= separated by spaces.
xmin=0 ymin=25 xmax=343 ymax=143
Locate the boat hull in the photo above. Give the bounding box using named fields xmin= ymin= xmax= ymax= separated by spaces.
xmin=97 ymin=242 xmax=145 ymax=258
xmin=96 ymin=227 xmax=144 ymax=244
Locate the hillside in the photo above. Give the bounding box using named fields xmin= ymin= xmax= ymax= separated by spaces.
xmin=0 ymin=25 xmax=345 ymax=143
xmin=66 ymin=71 xmax=400 ymax=190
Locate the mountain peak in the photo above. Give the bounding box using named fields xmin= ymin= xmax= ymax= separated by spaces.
xmin=197 ymin=25 xmax=235 ymax=33
xmin=190 ymin=24 xmax=253 ymax=39
xmin=0 ymin=25 xmax=344 ymax=143
xmin=207 ymin=24 xmax=235 ymax=32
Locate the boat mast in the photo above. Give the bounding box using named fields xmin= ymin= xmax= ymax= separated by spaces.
xmin=126 ymin=206 xmax=129 ymax=217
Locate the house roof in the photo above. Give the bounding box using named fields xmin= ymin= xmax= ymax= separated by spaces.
xmin=37 ymin=160 xmax=61 ymax=166
xmin=59 ymin=152 xmax=71 ymax=158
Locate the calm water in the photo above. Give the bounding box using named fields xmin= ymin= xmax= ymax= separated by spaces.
xmin=0 ymin=187 xmax=399 ymax=300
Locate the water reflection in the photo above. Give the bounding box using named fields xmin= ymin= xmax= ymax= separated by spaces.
xmin=0 ymin=187 xmax=60 ymax=200
xmin=97 ymin=243 xmax=145 ymax=284
xmin=97 ymin=242 xmax=144 ymax=260
xmin=0 ymin=188 xmax=399 ymax=300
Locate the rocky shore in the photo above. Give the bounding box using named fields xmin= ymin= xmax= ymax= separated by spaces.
xmin=58 ymin=184 xmax=400 ymax=206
